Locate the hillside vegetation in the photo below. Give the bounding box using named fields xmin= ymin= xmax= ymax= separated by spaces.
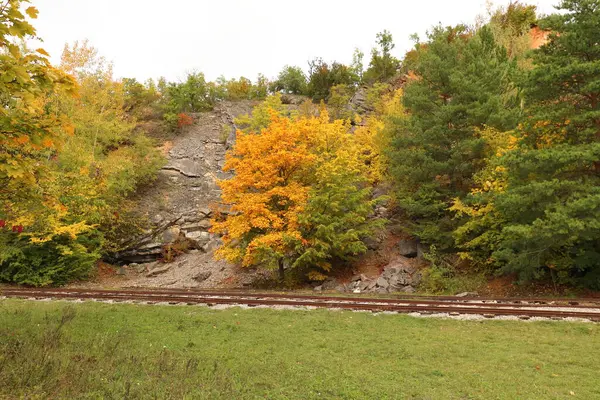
xmin=2 ymin=0 xmax=600 ymax=291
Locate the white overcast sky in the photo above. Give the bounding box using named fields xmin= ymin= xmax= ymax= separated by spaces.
xmin=32 ymin=0 xmax=558 ymax=83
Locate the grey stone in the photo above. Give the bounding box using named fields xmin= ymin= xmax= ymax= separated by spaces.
xmin=376 ymin=276 xmax=389 ymax=289
xmin=185 ymin=231 xmax=210 ymax=242
xmin=198 ymin=207 xmax=212 ymax=217
xmin=386 ymin=258 xmax=418 ymax=274
xmin=351 ymin=273 xmax=368 ymax=282
xmin=162 ymin=226 xmax=181 ymax=243
xmin=384 ymin=265 xmax=401 ymax=276
xmin=397 ymin=273 xmax=412 ymax=286
xmin=359 ymin=280 xmax=372 ymax=291
xmin=181 ymin=221 xmax=211 ymax=232
xmin=364 ymin=236 xmax=382 ymax=251
xmin=321 ymin=278 xmax=338 ymax=290
xmin=146 ymin=264 xmax=172 ymax=277
xmin=366 ymin=280 xmax=378 ymax=290
xmin=139 ymin=242 xmax=163 ymax=251
xmin=116 ymin=267 xmax=126 ymax=275
xmin=130 ymin=263 xmax=147 ymax=273
xmin=192 ymin=271 xmax=212 ymax=282
xmin=411 ymin=271 xmax=423 ymax=287
xmin=455 ymin=292 xmax=478 ymax=298
xmin=335 ymin=285 xmax=347 ymax=293
xmin=375 ymin=287 xmax=389 ymax=294
xmin=398 ymin=238 xmax=418 ymax=258
xmin=417 ymin=242 xmax=429 ymax=260
xmin=185 ymin=231 xmax=210 ymax=244
xmin=202 ymin=239 xmax=221 ymax=253
xmin=401 ymin=286 xmax=416 ymax=294
xmin=349 ymin=86 xmax=374 ymax=115
xmin=183 ymin=214 xmax=201 ymax=223
xmin=163 ymin=159 xmax=204 ymax=178
xmin=106 ymin=102 xmax=258 ymax=265
xmin=313 ymin=285 xmax=323 ymax=292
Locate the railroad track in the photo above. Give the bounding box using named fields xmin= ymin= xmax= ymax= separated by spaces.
xmin=2 ymin=287 xmax=600 ymax=322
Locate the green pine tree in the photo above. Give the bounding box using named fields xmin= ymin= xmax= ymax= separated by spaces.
xmin=388 ymin=24 xmax=521 ymax=250
xmin=490 ymin=0 xmax=600 ymax=286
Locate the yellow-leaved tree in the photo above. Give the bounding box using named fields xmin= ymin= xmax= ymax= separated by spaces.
xmin=353 ymin=88 xmax=404 ymax=184
xmin=450 ymin=126 xmax=518 ymax=267
xmin=213 ymin=107 xmax=384 ymax=281
xmin=294 ymin=110 xmax=385 ymax=280
xmin=57 ymin=41 xmax=164 ymax=254
xmin=1 ymin=10 xmax=162 ymax=286
xmin=0 ymin=0 xmax=98 ymax=286
xmin=212 ymin=113 xmax=315 ymax=280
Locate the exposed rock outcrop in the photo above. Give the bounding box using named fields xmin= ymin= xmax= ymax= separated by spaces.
xmin=347 ymin=256 xmax=422 ymax=293
xmin=315 ymin=256 xmax=422 ymax=294
xmin=114 ymin=101 xmax=256 ymax=264
xmin=119 ymin=251 xmax=269 ymax=289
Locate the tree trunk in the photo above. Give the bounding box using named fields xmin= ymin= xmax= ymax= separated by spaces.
xmin=278 ymin=258 xmax=285 ymax=282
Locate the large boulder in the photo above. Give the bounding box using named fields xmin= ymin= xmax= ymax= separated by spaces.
xmin=184 ymin=231 xmax=210 ymax=248
xmin=398 ymin=238 xmax=418 ymax=258
xmin=321 ymin=278 xmax=338 ymax=291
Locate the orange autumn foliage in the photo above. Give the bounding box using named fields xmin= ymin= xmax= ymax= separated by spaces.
xmin=177 ymin=112 xmax=194 ymax=128
xmin=211 ymin=112 xmax=316 ymax=268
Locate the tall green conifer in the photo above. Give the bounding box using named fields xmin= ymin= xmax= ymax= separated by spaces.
xmin=491 ymin=0 xmax=600 ymax=285
xmin=389 ymin=25 xmax=520 ymax=249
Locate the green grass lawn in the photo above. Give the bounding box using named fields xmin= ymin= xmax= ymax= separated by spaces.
xmin=0 ymin=299 xmax=598 ymax=399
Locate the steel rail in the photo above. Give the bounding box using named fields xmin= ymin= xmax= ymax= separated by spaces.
xmin=2 ymin=287 xmax=599 ymax=309
xmin=2 ymin=288 xmax=599 ymax=321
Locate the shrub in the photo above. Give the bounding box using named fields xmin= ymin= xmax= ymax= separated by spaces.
xmin=0 ymin=233 xmax=102 ymax=287
xmin=307 ymin=59 xmax=359 ymax=102
xmin=271 ymin=66 xmax=307 ymax=95
xmin=177 ymin=113 xmax=194 ymax=128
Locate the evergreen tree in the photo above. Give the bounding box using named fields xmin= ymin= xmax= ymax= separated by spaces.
xmin=388 ymin=25 xmax=521 ymax=249
xmin=363 ymin=30 xmax=400 ymax=83
xmin=490 ymin=0 xmax=600 ymax=286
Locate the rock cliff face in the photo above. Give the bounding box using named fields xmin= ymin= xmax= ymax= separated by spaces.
xmin=115 ymin=101 xmax=257 ymax=264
